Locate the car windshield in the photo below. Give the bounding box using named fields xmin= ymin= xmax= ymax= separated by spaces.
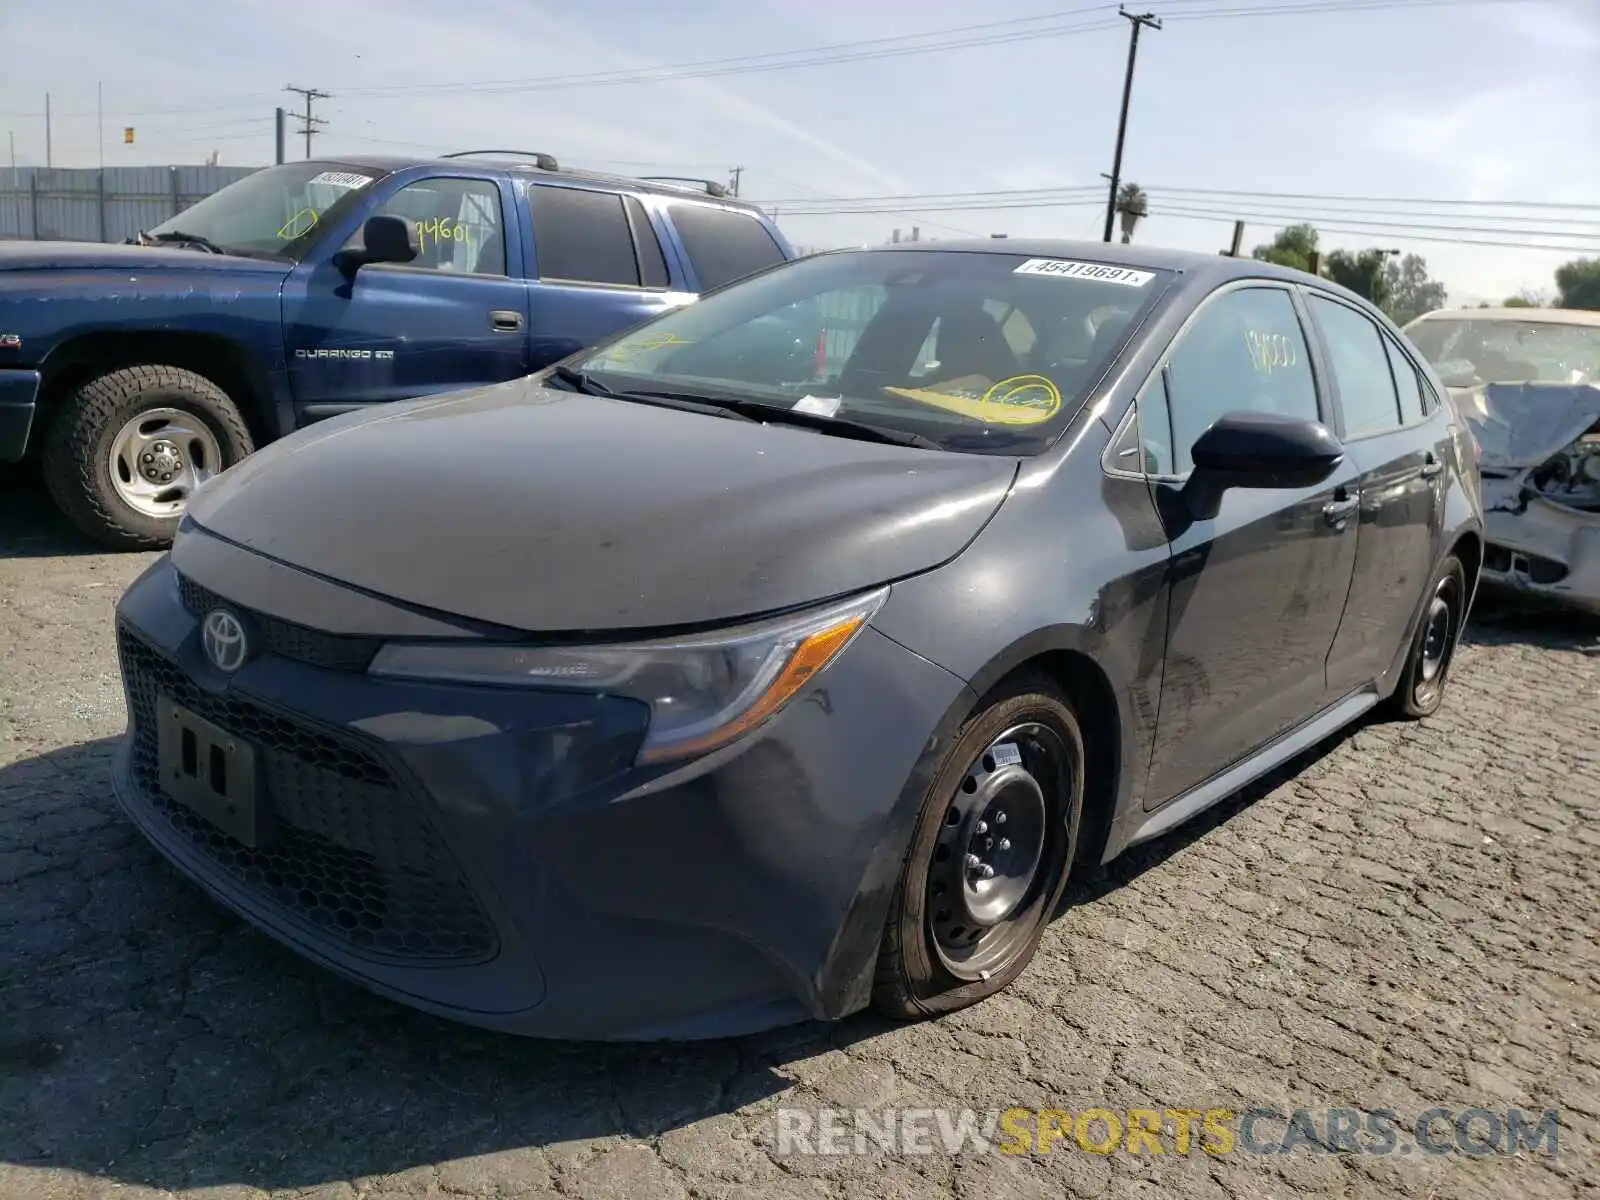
xmin=143 ymin=161 xmax=389 ymax=260
xmin=1406 ymin=316 xmax=1600 ymax=386
xmin=570 ymin=249 xmax=1173 ymax=455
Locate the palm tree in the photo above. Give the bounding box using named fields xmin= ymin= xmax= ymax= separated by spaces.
xmin=1115 ymin=183 xmax=1149 ymax=244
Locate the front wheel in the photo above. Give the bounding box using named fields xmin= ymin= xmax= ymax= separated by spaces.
xmin=1384 ymin=554 xmax=1468 ymax=720
xmin=41 ymin=365 xmax=255 ymax=551
xmin=872 ymin=674 xmax=1085 ymax=1019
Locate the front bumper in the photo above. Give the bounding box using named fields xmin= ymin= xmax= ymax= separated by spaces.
xmin=111 ymin=549 xmax=971 ymax=1039
xmin=0 ymin=368 xmax=40 ymax=462
xmin=1480 ymin=489 xmax=1600 ymax=617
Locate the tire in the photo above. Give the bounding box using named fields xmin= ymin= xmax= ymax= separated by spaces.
xmin=872 ymin=672 xmax=1086 ymax=1020
xmin=41 ymin=365 xmax=255 ymax=551
xmin=1383 ymin=554 xmax=1467 ymax=720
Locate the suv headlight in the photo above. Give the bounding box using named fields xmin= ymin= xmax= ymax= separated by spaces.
xmin=368 ymin=587 xmax=888 ymax=764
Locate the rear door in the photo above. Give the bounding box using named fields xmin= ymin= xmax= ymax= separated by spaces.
xmin=1308 ymin=291 xmax=1447 ymax=694
xmin=282 ymin=172 xmax=529 ymax=419
xmin=1141 ymin=282 xmax=1361 ymax=807
xmin=521 ymin=183 xmax=694 ymax=370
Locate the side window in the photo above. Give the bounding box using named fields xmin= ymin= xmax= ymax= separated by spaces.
xmin=1309 ymin=295 xmax=1402 ymax=438
xmin=818 ymin=285 xmax=888 ymax=376
xmin=669 ymin=203 xmax=786 ymax=292
xmin=984 ymin=299 xmax=1038 ymax=356
xmin=348 ymin=177 xmax=505 ymax=275
xmin=1165 ymin=287 xmax=1319 ymax=474
xmin=1382 ymin=334 xmax=1425 ymax=424
xmin=529 ymin=186 xmax=640 ymax=287
xmin=1139 ymin=370 xmax=1176 ymax=475
xmin=624 ymin=196 xmax=670 ymax=289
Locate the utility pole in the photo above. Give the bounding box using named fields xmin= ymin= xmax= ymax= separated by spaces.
xmin=1102 ymin=7 xmax=1160 ymax=243
xmin=728 ymin=166 xmax=744 ymax=197
xmin=275 ymin=107 xmax=287 ymax=165
xmin=98 ymin=82 xmax=104 ymax=170
xmin=44 ymin=92 xmax=52 ymax=168
xmin=284 ymin=85 xmax=330 ymax=159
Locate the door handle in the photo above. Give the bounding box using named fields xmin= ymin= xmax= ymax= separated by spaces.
xmin=490 ymin=310 xmax=524 ymax=332
xmin=1420 ymin=453 xmax=1443 ymax=479
xmin=1322 ymin=495 xmax=1358 ymax=527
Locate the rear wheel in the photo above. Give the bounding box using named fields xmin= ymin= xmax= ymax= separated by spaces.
xmin=872 ymin=674 xmax=1085 ymax=1019
xmin=1385 ymin=554 xmax=1467 ymax=719
xmin=42 ymin=365 xmax=254 ymax=551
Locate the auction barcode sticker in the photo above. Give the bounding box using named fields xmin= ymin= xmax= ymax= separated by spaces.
xmin=308 ymin=171 xmax=375 ymax=190
xmin=1014 ymin=259 xmax=1154 ymax=288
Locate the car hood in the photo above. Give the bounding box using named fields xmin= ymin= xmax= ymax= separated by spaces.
xmin=1451 ymin=382 xmax=1600 ymax=470
xmin=0 ymin=239 xmax=286 ymax=275
xmin=186 ymin=378 xmax=1020 ymax=633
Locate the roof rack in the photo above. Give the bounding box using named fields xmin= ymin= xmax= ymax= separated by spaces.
xmin=442 ymin=149 xmax=560 ymax=172
xmin=636 ymin=175 xmax=730 ymax=199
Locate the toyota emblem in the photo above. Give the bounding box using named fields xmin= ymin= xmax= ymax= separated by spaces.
xmin=201 ymin=608 xmax=250 ymax=673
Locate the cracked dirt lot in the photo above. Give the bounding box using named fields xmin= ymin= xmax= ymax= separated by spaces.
xmin=2 ymin=466 xmax=1598 ymax=1200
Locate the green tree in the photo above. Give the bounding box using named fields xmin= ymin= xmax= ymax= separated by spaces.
xmin=1324 ymin=248 xmax=1393 ymax=308
xmin=1251 ymin=223 xmax=1318 ymax=272
xmin=1555 ymin=258 xmax=1600 ymax=310
xmin=1115 ymin=183 xmax=1148 ymax=244
xmin=1502 ymin=296 xmax=1536 ymax=308
xmin=1381 ymin=254 xmax=1448 ymax=324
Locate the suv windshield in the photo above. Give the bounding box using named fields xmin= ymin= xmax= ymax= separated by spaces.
xmin=571 ymin=249 xmax=1172 ymax=454
xmin=1406 ymin=316 xmax=1600 ymax=386
xmin=143 ymin=161 xmax=389 ymax=260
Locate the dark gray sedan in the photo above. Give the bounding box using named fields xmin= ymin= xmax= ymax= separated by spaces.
xmin=111 ymin=240 xmax=1484 ymax=1039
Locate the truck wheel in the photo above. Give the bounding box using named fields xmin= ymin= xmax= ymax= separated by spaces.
xmin=41 ymin=365 xmax=255 ymax=551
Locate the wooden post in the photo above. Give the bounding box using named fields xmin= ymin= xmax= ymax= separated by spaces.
xmin=1228 ymin=220 xmax=1244 ymax=257
xmin=1307 ymin=250 xmax=1321 ymax=276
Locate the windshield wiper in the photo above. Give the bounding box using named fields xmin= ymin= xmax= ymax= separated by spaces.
xmin=700 ymin=397 xmax=942 ymax=449
xmin=148 ymin=230 xmax=228 ymax=255
xmin=547 ymin=365 xmax=758 ymax=422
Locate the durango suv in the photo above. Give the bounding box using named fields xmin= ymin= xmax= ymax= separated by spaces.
xmin=0 ymin=151 xmax=794 ymax=549
xmin=111 ymin=240 xmax=1483 ymax=1039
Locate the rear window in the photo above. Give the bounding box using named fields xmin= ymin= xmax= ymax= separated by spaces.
xmin=669 ymin=203 xmax=786 ymax=292
xmin=529 ymin=185 xmax=641 ymax=287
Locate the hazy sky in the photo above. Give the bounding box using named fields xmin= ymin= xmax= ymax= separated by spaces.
xmin=3 ymin=0 xmax=1596 ymax=303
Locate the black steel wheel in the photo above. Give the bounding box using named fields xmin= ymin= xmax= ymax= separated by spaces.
xmin=873 ymin=672 xmax=1085 ymax=1019
xmin=1386 ymin=554 xmax=1467 ymax=720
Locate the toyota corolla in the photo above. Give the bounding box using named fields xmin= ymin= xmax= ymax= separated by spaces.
xmin=111 ymin=240 xmax=1483 ymax=1039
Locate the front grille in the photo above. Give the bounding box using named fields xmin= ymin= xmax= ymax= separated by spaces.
xmin=176 ymin=572 xmax=381 ymax=672
xmin=117 ymin=625 xmax=498 ymax=965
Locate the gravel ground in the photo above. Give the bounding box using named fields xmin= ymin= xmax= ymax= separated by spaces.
xmin=3 ymin=464 xmax=1598 ymax=1200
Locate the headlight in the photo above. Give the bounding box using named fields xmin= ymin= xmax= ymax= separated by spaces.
xmin=368 ymin=587 xmax=888 ymax=764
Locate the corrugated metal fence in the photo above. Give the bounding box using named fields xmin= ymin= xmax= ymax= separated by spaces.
xmin=0 ymin=166 xmax=261 ymax=243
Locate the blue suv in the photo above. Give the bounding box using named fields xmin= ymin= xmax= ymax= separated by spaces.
xmin=0 ymin=151 xmax=795 ymax=548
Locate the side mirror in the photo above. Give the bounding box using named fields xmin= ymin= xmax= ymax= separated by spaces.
xmin=1189 ymin=409 xmax=1344 ymax=494
xmin=334 ymin=214 xmax=418 ymax=274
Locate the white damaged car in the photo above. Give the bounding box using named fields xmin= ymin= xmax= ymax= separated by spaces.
xmin=1405 ymin=307 xmax=1600 ymax=617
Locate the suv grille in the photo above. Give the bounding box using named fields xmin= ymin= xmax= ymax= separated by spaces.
xmin=176 ymin=572 xmax=381 ymax=672
xmin=117 ymin=626 xmax=498 ymax=965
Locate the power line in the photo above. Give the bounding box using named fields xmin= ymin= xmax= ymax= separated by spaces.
xmin=8 ymin=0 xmax=1521 ymax=121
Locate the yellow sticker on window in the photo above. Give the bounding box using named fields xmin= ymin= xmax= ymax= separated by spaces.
xmin=885 ymin=374 xmax=1062 ymax=426
xmin=606 ymin=331 xmax=694 ymax=363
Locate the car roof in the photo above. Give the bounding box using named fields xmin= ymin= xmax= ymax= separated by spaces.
xmin=1409 ymin=306 xmax=1600 ymax=328
xmin=836 ymin=236 xmax=1354 ymax=292
xmin=316 ymin=153 xmax=771 ymax=215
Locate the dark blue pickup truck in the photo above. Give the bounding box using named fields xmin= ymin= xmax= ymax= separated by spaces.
xmin=0 ymin=151 xmax=795 ymax=548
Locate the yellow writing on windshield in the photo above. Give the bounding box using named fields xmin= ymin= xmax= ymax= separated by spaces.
xmin=277 ymin=208 xmax=319 ymax=240
xmin=606 ymin=331 xmax=694 ymax=363
xmin=885 ymin=373 xmax=1063 ymax=426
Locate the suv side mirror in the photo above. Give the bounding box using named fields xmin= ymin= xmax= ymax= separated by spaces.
xmin=335 ymin=215 xmax=418 ymax=274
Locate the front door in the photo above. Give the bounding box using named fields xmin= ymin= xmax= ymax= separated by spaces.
xmin=1307 ymin=293 xmax=1446 ymax=694
xmin=1139 ymin=283 xmax=1360 ymax=808
xmin=281 ymin=173 xmax=529 ymax=420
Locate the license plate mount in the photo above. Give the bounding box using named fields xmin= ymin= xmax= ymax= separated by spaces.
xmin=155 ymin=697 xmax=266 ymax=848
